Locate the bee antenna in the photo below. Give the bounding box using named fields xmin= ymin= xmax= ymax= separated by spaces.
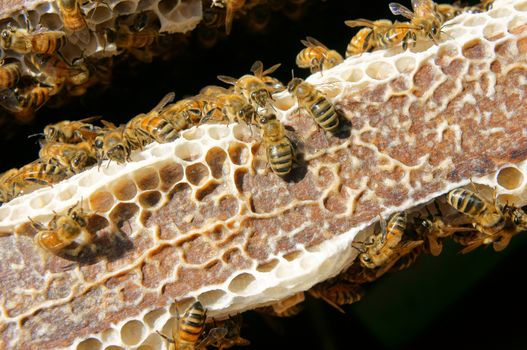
xmin=291 ymin=69 xmax=295 ymax=80
xmin=27 ymin=132 xmax=44 ymax=139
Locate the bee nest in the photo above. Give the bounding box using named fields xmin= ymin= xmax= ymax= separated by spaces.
xmin=2 ymin=0 xmax=527 ymax=348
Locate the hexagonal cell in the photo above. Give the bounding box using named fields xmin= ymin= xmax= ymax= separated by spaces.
xmin=463 ymin=15 xmax=487 ymax=26
xmin=274 ymin=95 xmax=296 ymax=111
xmin=283 ymin=250 xmax=303 ymax=261
xmin=112 ymin=178 xmax=138 ymax=201
xmin=462 ymin=39 xmax=490 ymax=59
xmin=185 ymin=162 xmax=210 ymax=186
xmin=181 ymin=127 xmax=205 ymax=140
xmin=113 ymin=0 xmax=138 ymax=14
xmin=109 ymin=202 xmax=140 ymax=223
xmin=158 ymin=0 xmax=179 ymax=16
xmin=343 ymin=68 xmax=364 ymax=82
xmin=514 ymin=1 xmax=527 ymax=11
xmin=395 ymin=56 xmax=416 ymax=73
xmin=256 ymin=259 xmax=279 ymax=272
xmin=195 ymin=181 xmax=220 ymax=201
xmin=483 ymin=22 xmax=507 ymax=40
xmin=89 ymin=190 xmax=115 ymax=213
xmin=143 ymin=308 xmax=167 ymax=329
xmin=233 ymin=168 xmax=249 ymax=194
xmin=29 ymin=192 xmax=54 ymax=210
xmin=497 ymin=167 xmax=524 ymax=190
xmin=86 ymin=6 xmax=113 ymax=24
xmin=366 ymin=61 xmax=396 ymax=80
xmin=207 ymin=126 xmax=230 ymax=140
xmin=198 ymin=289 xmax=227 ymax=305
xmin=175 ymin=142 xmax=203 ymax=162
xmin=58 ymin=185 xmax=78 ymax=201
xmin=104 ymin=346 xmax=125 ymax=350
xmin=158 ymin=161 xmax=184 ymax=190
xmin=77 ymin=338 xmax=102 ymax=350
xmin=232 ymin=124 xmax=253 ymax=143
xmin=140 ymin=334 xmax=163 ymax=350
xmin=507 ymin=15 xmax=527 ymax=33
xmin=39 ymin=13 xmax=63 ymax=30
xmin=133 ymin=167 xmax=160 ymax=191
xmin=227 ymin=272 xmax=258 ymax=295
xmin=318 ymin=77 xmax=342 ymax=99
xmin=488 ymin=7 xmax=512 ymax=18
xmin=138 ymin=191 xmax=162 ymax=208
xmin=497 ymin=193 xmax=523 ymax=207
xmin=205 ymin=147 xmax=228 ymax=179
xmin=120 ymin=319 xmax=145 ymax=346
xmin=228 ymin=142 xmax=250 ymax=165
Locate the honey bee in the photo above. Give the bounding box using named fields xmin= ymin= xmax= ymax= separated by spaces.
xmin=296 ymin=36 xmax=343 ymax=73
xmin=202 ymin=315 xmax=250 ymax=350
xmin=158 ymin=301 xmax=208 ymax=350
xmin=218 ymin=60 xmax=280 ymax=109
xmin=389 ymin=243 xmax=425 ymax=271
xmin=435 ymin=3 xmax=463 ymax=23
xmin=258 ymin=115 xmax=295 ymax=177
xmin=15 ymin=160 xmax=69 ymax=186
xmin=354 ymin=212 xmax=423 ymax=276
xmin=31 ymin=203 xmax=94 ymax=256
xmin=415 ymin=201 xmax=475 ymax=256
xmin=125 ymin=92 xmax=178 ymax=148
xmin=502 ymin=204 xmax=527 ymax=230
xmin=106 ymin=15 xmax=158 ymax=50
xmin=213 ymin=93 xmax=256 ymax=125
xmin=94 ymin=122 xmax=132 ymax=165
xmin=261 ymin=75 xmax=285 ymax=93
xmin=309 ymin=280 xmax=364 ymax=313
xmin=287 ymin=77 xmax=339 ymax=132
xmin=211 ymin=0 xmax=246 ymax=34
xmin=0 ymin=168 xmax=19 ymax=204
xmin=0 ymin=24 xmax=66 ymax=56
xmin=57 ymin=0 xmax=90 ymax=44
xmin=339 ymin=263 xmax=379 ymax=284
xmin=28 ymin=54 xmax=90 ymax=91
xmin=43 ymin=116 xmax=101 ymax=144
xmin=345 ymin=19 xmax=418 ymax=55
xmin=0 ymin=61 xmax=21 ymax=90
xmin=389 ymin=0 xmax=443 ymax=43
xmin=1 ymin=85 xmax=55 ymax=122
xmin=256 ymin=292 xmax=305 ymax=317
xmin=39 ymin=141 xmax=96 ymax=175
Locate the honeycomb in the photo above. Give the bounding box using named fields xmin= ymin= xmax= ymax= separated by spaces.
xmin=1 ymin=0 xmax=527 ymax=348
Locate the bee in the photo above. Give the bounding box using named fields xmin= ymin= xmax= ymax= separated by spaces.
xmin=211 ymin=0 xmax=246 ymax=34
xmin=256 ymin=292 xmax=305 ymax=317
xmin=502 ymin=204 xmax=527 ymax=230
xmin=31 ymin=203 xmax=94 ymax=256
xmin=218 ymin=60 xmax=280 ymax=109
xmin=201 ymin=315 xmax=250 ymax=350
xmin=27 ymin=55 xmax=90 ymax=91
xmin=1 ymin=85 xmax=55 ymax=122
xmin=0 ymin=25 xmax=66 ymax=56
xmin=389 ymin=243 xmax=425 ymax=271
xmin=415 ymin=201 xmax=475 ymax=256
xmin=345 ymin=19 xmax=418 ymax=56
xmin=287 ymin=77 xmax=339 ymax=132
xmin=296 ymin=36 xmax=343 ymax=73
xmin=0 ymin=61 xmax=21 ymax=90
xmin=43 ymin=116 xmax=101 ymax=144
xmin=94 ymin=121 xmax=131 ymax=165
xmin=389 ymin=0 xmax=443 ymax=43
xmin=309 ymin=280 xmax=364 ymax=313
xmin=57 ymin=0 xmax=90 ymax=44
xmin=479 ymin=0 xmax=494 ymax=11
xmin=354 ymin=212 xmax=423 ymax=276
xmin=39 ymin=141 xmax=96 ymax=175
xmin=15 ymin=160 xmax=69 ymax=186
xmin=158 ymin=301 xmax=207 ymax=350
xmin=106 ymin=15 xmax=158 ymax=50
xmin=125 ymin=92 xmax=178 ymax=148
xmin=339 ymin=263 xmax=379 ymax=284
xmin=261 ymin=75 xmax=285 ymax=93
xmin=435 ymin=3 xmax=463 ymax=23
xmin=0 ymin=168 xmax=19 ymax=204
xmin=258 ymin=115 xmax=295 ymax=177
xmin=214 ymin=93 xmax=256 ymax=125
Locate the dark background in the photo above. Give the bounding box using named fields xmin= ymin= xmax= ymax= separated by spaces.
xmin=2 ymin=0 xmax=527 ymax=348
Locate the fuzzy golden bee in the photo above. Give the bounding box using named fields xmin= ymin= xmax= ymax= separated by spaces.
xmin=296 ymin=36 xmax=343 ymax=73
xmin=218 ymin=60 xmax=280 ymax=109
xmin=309 ymin=280 xmax=364 ymax=313
xmin=15 ymin=159 xmax=69 ymax=186
xmin=43 ymin=116 xmax=101 ymax=144
xmin=287 ymin=77 xmax=339 ymax=132
xmin=94 ymin=122 xmax=132 ymax=165
xmin=201 ymin=315 xmax=250 ymax=350
xmin=258 ymin=115 xmax=295 ymax=177
xmin=159 ymin=97 xmax=218 ymax=131
xmin=39 ymin=141 xmax=96 ymax=175
xmin=389 ymin=0 xmax=443 ymax=43
xmin=31 ymin=203 xmax=94 ymax=257
xmin=57 ymin=0 xmax=90 ymax=44
xmin=0 ymin=61 xmax=21 ymax=90
xmin=213 ymin=92 xmax=256 ymax=125
xmin=0 ymin=25 xmax=66 ymax=55
xmin=1 ymin=85 xmax=55 ymax=122
xmin=158 ymin=301 xmax=208 ymax=350
xmin=0 ymin=168 xmax=19 ymax=204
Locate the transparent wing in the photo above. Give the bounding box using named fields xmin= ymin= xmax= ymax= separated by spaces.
xmin=217 ymin=75 xmax=239 ymax=85
xmin=151 ymin=91 xmax=175 ymax=113
xmin=250 ymin=60 xmax=263 ymax=76
xmin=389 ymin=2 xmax=415 ymax=19
xmin=261 ymin=62 xmax=281 ymax=76
xmin=303 ymin=36 xmax=328 ymax=50
xmin=344 ymin=18 xmax=377 ymax=28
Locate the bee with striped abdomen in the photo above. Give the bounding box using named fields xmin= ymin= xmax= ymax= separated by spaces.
xmin=0 ymin=61 xmax=21 ymax=90
xmin=57 ymin=0 xmax=90 ymax=44
xmin=287 ymin=77 xmax=339 ymax=132
xmin=309 ymin=280 xmax=364 ymax=313
xmin=158 ymin=301 xmax=208 ymax=350
xmin=296 ymin=36 xmax=343 ymax=73
xmin=0 ymin=23 xmax=66 ymax=56
xmin=43 ymin=116 xmax=101 ymax=144
xmin=389 ymin=0 xmax=443 ymax=43
xmin=0 ymin=168 xmax=20 ymax=204
xmin=258 ymin=115 xmax=295 ymax=178
xmin=39 ymin=141 xmax=96 ymax=175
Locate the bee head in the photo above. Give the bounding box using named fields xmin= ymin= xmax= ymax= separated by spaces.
xmin=359 ymin=254 xmax=374 ymax=268
xmin=251 ymin=89 xmax=270 ymax=107
xmin=286 ymin=77 xmax=303 ymax=93
xmin=108 ymin=144 xmax=128 ymax=163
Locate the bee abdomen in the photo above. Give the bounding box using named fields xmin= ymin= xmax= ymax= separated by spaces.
xmin=268 ymin=141 xmax=294 ymax=176
xmin=385 ymin=212 xmax=407 ymax=244
xmin=310 ymin=96 xmax=339 ymax=131
xmin=179 ymin=302 xmax=206 ymax=342
xmin=447 ymin=188 xmax=487 ymax=216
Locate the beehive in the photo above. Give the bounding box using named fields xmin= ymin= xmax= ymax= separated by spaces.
xmin=1 ymin=0 xmax=527 ymax=348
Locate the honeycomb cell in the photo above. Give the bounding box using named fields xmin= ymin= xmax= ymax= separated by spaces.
xmin=228 ymin=272 xmax=258 ymax=295
xmin=195 ymin=181 xmax=220 ymax=201
xmin=39 ymin=13 xmax=62 ymax=30
xmin=488 ymin=7 xmax=512 ymax=18
xmin=208 ymin=126 xmax=230 ymax=140
xmin=29 ymin=193 xmax=54 ymax=210
xmin=120 ymin=320 xmax=145 ymax=346
xmin=228 ymin=142 xmax=250 ymax=165
xmin=86 ymin=6 xmax=112 ymax=23
xmin=497 ymin=193 xmax=523 ymax=206
xmin=136 ymin=345 xmax=154 ymax=350
xmin=232 ymin=124 xmax=253 ymax=143
xmin=300 ymin=254 xmax=319 ymax=271
xmin=77 ymin=338 xmax=102 ymax=350
xmin=462 ymin=39 xmax=490 ymax=59
xmin=205 ymin=147 xmax=228 ymax=179
xmin=497 ymin=167 xmax=524 ymax=190
xmin=138 ymin=191 xmax=162 ymax=208
xmin=113 ymin=0 xmax=137 ymax=14
xmin=140 ymin=334 xmax=163 ymax=350
xmin=256 ymin=259 xmax=279 ymax=272
xmin=109 ymin=202 xmax=140 ymax=223
xmin=366 ymin=61 xmax=396 ymax=80
xmin=105 ymin=346 xmax=125 ymax=350
xmin=484 ymin=23 xmax=507 ymax=40
xmin=181 ymin=127 xmax=204 ymax=140
xmin=463 ymin=15 xmax=487 ymax=26
xmin=198 ymin=289 xmax=227 ymax=305
xmin=143 ymin=308 xmax=166 ymax=329
xmin=137 ymin=0 xmax=156 ymax=11
xmin=514 ymin=1 xmax=527 ymax=11
xmin=185 ymin=162 xmax=210 ymax=186
xmin=283 ymin=250 xmax=303 ymax=261
xmin=343 ymin=68 xmax=364 ymax=82
xmin=89 ymin=191 xmax=115 ymax=213
xmin=134 ymin=167 xmax=160 ymax=191
xmin=159 ymin=161 xmax=184 ymax=190
xmin=395 ymin=56 xmax=416 ymax=73
xmin=79 ymin=173 xmax=100 ymax=187
xmin=175 ymin=142 xmax=203 ymax=161
xmin=234 ymin=168 xmax=249 ymax=194
xmin=158 ymin=0 xmax=179 ymax=15
xmin=112 ymin=179 xmax=138 ymax=201
xmin=58 ymin=185 xmax=78 ymax=201
xmin=274 ymin=95 xmax=296 ymax=111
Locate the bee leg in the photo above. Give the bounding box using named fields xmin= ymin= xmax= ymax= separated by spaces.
xmin=155 ymin=331 xmax=174 ymax=344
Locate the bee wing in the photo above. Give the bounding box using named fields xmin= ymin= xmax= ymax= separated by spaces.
xmin=261 ymin=62 xmax=281 ymax=77
xmin=78 ymin=115 xmax=102 ymax=123
xmin=303 ymin=36 xmax=328 ymax=50
xmin=344 ymin=19 xmax=378 ymax=28
xmin=151 ymin=92 xmax=176 ymax=113
xmin=217 ymin=75 xmax=238 ymax=85
xmin=100 ymin=120 xmax=117 ymax=129
xmin=250 ymin=60 xmax=264 ymax=76
xmin=459 ymin=240 xmax=484 ymax=254
xmin=196 ymin=327 xmax=228 ymax=349
xmin=389 ymin=2 xmax=415 ymax=19
xmin=225 ymin=2 xmax=234 ymax=34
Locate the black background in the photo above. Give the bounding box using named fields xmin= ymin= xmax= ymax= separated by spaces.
xmin=2 ymin=1 xmax=527 ymax=349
